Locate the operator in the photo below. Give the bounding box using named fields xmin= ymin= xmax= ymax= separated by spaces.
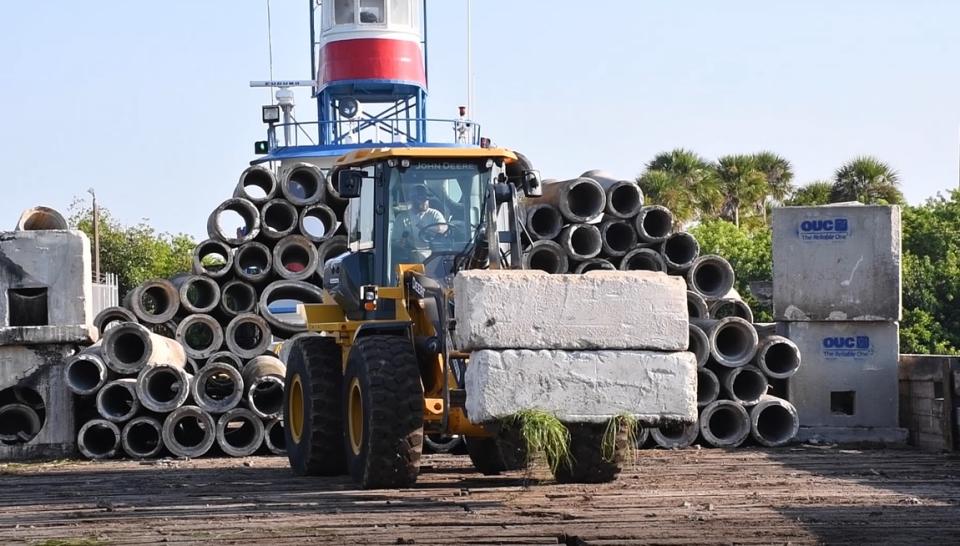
xmin=395 ymin=186 xmax=448 ymax=262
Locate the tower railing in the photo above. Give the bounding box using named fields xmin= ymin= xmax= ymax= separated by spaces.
xmin=265 ymin=118 xmax=482 ymax=152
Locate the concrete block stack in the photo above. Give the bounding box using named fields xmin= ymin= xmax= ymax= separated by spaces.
xmin=772 ymin=205 xmax=907 ymax=444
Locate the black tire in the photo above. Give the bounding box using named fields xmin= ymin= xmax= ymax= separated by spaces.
xmin=343 ymin=335 xmax=424 ymax=489
xmin=553 ymin=422 xmax=625 ymax=484
xmin=465 ymin=436 xmax=506 ymax=475
xmin=284 ymin=336 xmax=346 ymax=476
xmin=424 ymin=434 xmax=463 ymax=454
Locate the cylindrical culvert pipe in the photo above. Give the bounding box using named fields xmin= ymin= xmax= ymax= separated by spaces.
xmin=162 ymin=406 xmax=216 ymax=459
xmin=127 ymin=279 xmax=180 ymax=324
xmin=299 ymin=203 xmax=340 ymax=243
xmin=273 ymin=235 xmax=320 ymax=281
xmin=634 ymin=205 xmax=673 ymax=244
xmin=661 ymin=232 xmax=700 ymax=272
xmin=121 ymin=416 xmax=164 ymax=459
xmin=207 ymin=350 xmax=244 ymax=371
xmin=207 ymin=197 xmax=261 ymax=245
xmin=78 ymin=419 xmax=120 ymax=459
xmin=148 ymin=320 xmax=179 ymax=339
xmin=687 ymin=255 xmax=735 ymax=299
xmin=650 ymin=421 xmax=699 ymax=449
xmin=102 ymin=322 xmax=186 ymax=375
xmin=96 ymin=379 xmax=140 ymax=423
xmin=523 ymin=204 xmax=563 ymax=241
xmin=522 ymin=240 xmax=569 ymax=274
xmin=281 ymin=163 xmax=325 ymax=206
xmin=697 ymin=367 xmax=720 ymax=407
xmin=755 ymin=335 xmax=801 ymax=379
xmin=0 ymin=404 xmax=42 ymax=445
xmin=191 ymin=362 xmax=244 ymax=414
xmin=218 ymin=281 xmax=258 ymax=321
xmin=555 ymin=224 xmax=602 ymax=261
xmin=620 ymin=247 xmax=666 ymax=272
xmin=599 ymin=219 xmax=638 ymax=257
xmin=317 ymin=235 xmax=349 ymax=267
xmin=64 ymin=345 xmax=110 ymax=396
xmin=687 ymin=291 xmax=709 ymax=319
xmin=574 ymin=258 xmax=616 ymax=274
xmin=259 ymin=199 xmax=299 ymax=241
xmin=234 ymin=165 xmax=278 ymax=205
xmin=750 ymin=396 xmax=799 ymax=447
xmin=174 ymin=275 xmax=221 ymax=315
xmin=243 ymin=355 xmax=286 ymax=420
xmin=699 ymin=400 xmax=751 ymax=448
xmin=258 ymin=280 xmax=326 ymax=337
xmin=175 ymin=314 xmax=224 ymax=360
xmin=185 ymin=358 xmax=200 ymax=376
xmin=93 ymin=307 xmax=137 ymax=334
xmin=192 ymin=239 xmax=234 ymax=279
xmin=581 ymin=171 xmax=644 ymax=219
xmin=233 ymin=241 xmax=273 ymax=285
xmin=634 ymin=424 xmax=650 ymax=449
xmin=691 ymin=317 xmax=759 ymax=368
xmin=216 ymin=408 xmax=265 ymax=457
xmin=15 ymin=206 xmax=68 ymax=231
xmin=225 ymin=313 xmax=272 ymax=359
xmin=708 ymin=298 xmax=754 ymax=323
xmin=527 ymin=178 xmax=606 ymax=224
xmin=136 ymin=364 xmax=192 ymax=413
xmin=719 ymin=365 xmax=769 ymax=406
xmin=264 ymin=419 xmax=286 ymax=455
xmin=689 ymin=324 xmax=710 ymax=368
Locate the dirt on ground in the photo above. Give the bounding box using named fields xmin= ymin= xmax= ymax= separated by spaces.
xmin=1 ymin=446 xmax=959 ymax=545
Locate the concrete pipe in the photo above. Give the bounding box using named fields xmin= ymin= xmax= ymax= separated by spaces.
xmin=650 ymin=421 xmax=699 ymax=449
xmin=64 ymin=345 xmax=110 ymax=396
xmin=689 ymin=324 xmax=710 ymax=368
xmin=755 ymin=336 xmax=801 ymax=379
xmin=96 ymin=379 xmax=140 ymax=423
xmin=660 ymin=232 xmax=700 ymax=272
xmin=687 ymin=255 xmax=735 ymax=300
xmin=634 ymin=424 xmax=650 ymax=449
xmin=0 ymin=403 xmax=42 ymax=445
xmin=93 ymin=306 xmax=137 ymax=334
xmin=699 ymin=400 xmax=751 ymax=448
xmin=127 ymin=279 xmax=180 ymax=324
xmin=259 ymin=199 xmax=299 ymax=241
xmin=234 ymin=165 xmax=278 ymax=205
xmin=207 ymin=197 xmax=261 ymax=246
xmin=192 ymin=239 xmax=234 ymax=279
xmin=136 ymin=364 xmax=193 ymax=413
xmin=634 ymin=205 xmax=673 ymax=244
xmin=174 ymin=275 xmax=221 ymax=315
xmin=691 ymin=317 xmax=759 ymax=368
xmin=273 ymin=235 xmax=320 ymax=281
xmin=687 ymin=291 xmax=709 ymax=319
xmin=523 ymin=203 xmax=564 ymax=241
xmin=555 ymin=224 xmax=602 ymax=261
xmin=281 ymin=163 xmax=326 ymax=206
xmin=573 ymin=258 xmax=616 ymax=274
xmin=218 ymin=281 xmax=259 ymax=320
xmin=102 ymin=322 xmax=186 ymax=375
xmin=752 ymin=323 xmax=779 ymax=338
xmin=620 ymin=247 xmax=666 ymax=272
xmin=148 ymin=320 xmax=179 ymax=340
xmin=185 ymin=358 xmax=200 ymax=376
xmin=318 ymin=235 xmax=349 ymax=267
xmin=720 ymin=365 xmax=769 ymax=406
xmin=264 ymin=418 xmax=286 ymax=455
xmin=207 ymin=350 xmax=244 ymax=371
xmin=191 ymin=362 xmax=244 ymax=414
xmin=522 ymin=240 xmax=569 ymax=274
xmin=527 ymin=178 xmax=606 ymax=224
xmin=697 ymin=367 xmax=720 ymax=408
xmin=162 ymin=405 xmax=216 ymax=459
xmin=599 ymin=219 xmax=638 ymax=257
xmin=175 ymin=314 xmax=224 ymax=360
xmin=708 ymin=298 xmax=754 ymax=323
xmin=581 ymin=171 xmax=644 ymax=219
xmin=121 ymin=416 xmax=164 ymax=459
xmin=233 ymin=241 xmax=273 ymax=284
xmin=225 ymin=313 xmax=272 ymax=359
xmin=216 ymin=408 xmax=265 ymax=457
xmin=750 ymin=395 xmax=799 ymax=447
xmin=243 ymin=355 xmax=286 ymax=419
xmin=15 ymin=206 xmax=68 ymax=231
xmin=258 ymin=280 xmax=325 ymax=337
xmin=78 ymin=419 xmax=121 ymax=459
xmin=299 ymin=203 xmax=340 ymax=243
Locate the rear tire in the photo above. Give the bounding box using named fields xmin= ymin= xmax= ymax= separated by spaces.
xmin=553 ymin=422 xmax=625 ymax=484
xmin=284 ymin=336 xmax=346 ymax=476
xmin=343 ymin=335 xmax=424 ymax=489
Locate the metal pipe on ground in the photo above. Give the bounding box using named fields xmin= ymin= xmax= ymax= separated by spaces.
xmin=523 ymin=204 xmax=563 ymax=241
xmin=687 ymin=291 xmax=709 ymax=319
xmin=192 ymin=239 xmax=234 ymax=280
xmin=273 ymin=235 xmax=320 ymax=281
xmin=634 ymin=205 xmax=673 ymax=244
xmin=191 ymin=362 xmax=244 ymax=414
xmin=660 ymin=232 xmax=700 ymax=272
xmin=281 ymin=163 xmax=326 ymax=206
xmin=258 ymin=280 xmax=326 ymax=337
xmin=687 ymin=255 xmax=735 ymax=299
xmin=15 ymin=206 xmax=68 ymax=231
xmin=691 ymin=317 xmax=759 ymax=368
xmin=263 ymin=419 xmax=286 ymax=455
xmin=522 ymin=240 xmax=569 ymax=274
xmin=620 ymin=247 xmax=666 ymax=272
xmin=121 ymin=416 xmax=164 ymax=459
xmin=136 ymin=364 xmax=192 ymax=413
xmin=650 ymin=421 xmax=699 ymax=449
xmin=599 ymin=219 xmax=638 ymax=257
xmin=126 ymin=279 xmax=180 ymax=324
xmin=318 ymin=235 xmax=349 ymax=268
xmin=0 ymin=403 xmax=42 ymax=445
xmin=555 ymin=224 xmax=602 ymax=261
xmin=216 ymin=408 xmax=265 ymax=457
xmin=526 ymin=178 xmax=606 ymax=224
xmin=689 ymin=324 xmax=710 ymax=368
xmin=233 ymin=242 xmax=273 ymax=285
xmin=755 ymin=335 xmax=801 ymax=379
xmin=218 ymin=281 xmax=259 ymax=321
xmin=94 ymin=307 xmax=137 ymax=334
xmin=719 ymin=365 xmax=769 ymax=406
xmin=234 ymin=165 xmax=278 ymax=205
xmin=573 ymin=258 xmax=616 ymax=274
xmin=581 ymin=170 xmax=644 ymax=219
xmin=708 ymin=298 xmax=754 ymax=323
xmin=78 ymin=419 xmax=121 ymax=459
xmin=175 ymin=314 xmax=224 ymax=360
xmin=225 ymin=313 xmax=272 ymax=359
xmin=699 ymin=400 xmax=751 ymax=448
xmin=102 ymin=322 xmax=186 ymax=375
xmin=697 ymin=367 xmax=720 ymax=407
xmin=299 ymin=203 xmax=340 ymax=243
xmin=173 ymin=275 xmax=221 ymax=315
xmin=207 ymin=197 xmax=261 ymax=245
xmin=162 ymin=406 xmax=216 ymax=458
xmin=258 ymin=199 xmax=299 ymax=241
xmin=64 ymin=344 xmax=110 ymax=396
xmin=750 ymin=395 xmax=799 ymax=447
xmin=96 ymin=379 xmax=140 ymax=423
xmin=242 ymin=355 xmax=286 ymax=420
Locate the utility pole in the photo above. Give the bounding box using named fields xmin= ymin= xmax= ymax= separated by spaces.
xmin=88 ymin=188 xmax=100 ymax=283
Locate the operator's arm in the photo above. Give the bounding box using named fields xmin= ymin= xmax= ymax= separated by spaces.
xmin=428 ymin=209 xmax=448 ymax=233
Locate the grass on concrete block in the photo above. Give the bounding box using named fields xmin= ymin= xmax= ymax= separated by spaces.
xmin=602 ymin=413 xmax=640 ymax=463
xmin=501 ymin=409 xmax=572 ymax=474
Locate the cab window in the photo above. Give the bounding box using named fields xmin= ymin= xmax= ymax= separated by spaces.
xmin=359 ymin=0 xmax=384 ymax=24
xmin=347 ymin=166 xmax=376 ymax=250
xmin=390 ymin=0 xmax=412 ymax=27
xmin=335 ymin=0 xmax=355 ymax=24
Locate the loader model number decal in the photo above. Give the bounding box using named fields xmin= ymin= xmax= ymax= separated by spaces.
xmin=799 ymin=218 xmax=849 ymax=241
xmin=822 ymin=336 xmax=873 ymax=360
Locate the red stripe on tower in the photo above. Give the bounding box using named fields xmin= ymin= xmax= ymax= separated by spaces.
xmin=319 ymin=39 xmax=426 ymax=89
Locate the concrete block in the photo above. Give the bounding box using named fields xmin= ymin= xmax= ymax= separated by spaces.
xmin=453 ymin=270 xmax=688 ymax=351
xmin=798 ymin=426 xmax=908 ymax=446
xmin=465 ymin=349 xmax=697 ymax=425
xmin=785 ymin=321 xmax=899 ymax=428
xmin=772 ymin=205 xmax=901 ymax=321
xmin=0 ymin=230 xmax=93 ymax=344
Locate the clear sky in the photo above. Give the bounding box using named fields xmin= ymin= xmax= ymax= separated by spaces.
xmin=3 ymin=1 xmax=958 ymax=239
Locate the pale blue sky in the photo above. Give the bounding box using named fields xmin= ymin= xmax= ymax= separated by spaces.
xmin=2 ymin=1 xmax=958 ymax=239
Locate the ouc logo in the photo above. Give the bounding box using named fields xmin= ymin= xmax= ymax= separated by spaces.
xmin=822 ymin=335 xmax=872 ymax=359
xmin=799 ymin=218 xmax=850 ymax=241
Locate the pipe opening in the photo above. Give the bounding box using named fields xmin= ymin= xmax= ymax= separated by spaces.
xmin=569 ymin=225 xmax=602 ymax=257
xmin=608 ymin=185 xmax=642 ymax=217
xmin=697 ymin=369 xmax=719 ymax=406
xmin=101 ymin=384 xmax=135 ymax=419
xmin=756 ymin=404 xmax=796 ymax=444
xmin=567 ymin=182 xmax=605 ymax=218
xmin=602 ymin=222 xmax=636 ymax=254
xmin=172 ymin=416 xmax=210 ymax=448
xmin=286 ymin=169 xmax=321 ymax=202
xmin=657 ymin=422 xmax=691 ymax=440
xmin=575 ymin=259 xmax=615 ymax=274
xmin=527 ymin=246 xmax=565 ymax=273
xmin=237 ymin=245 xmax=270 ymax=275
xmin=687 ymin=292 xmax=708 ymax=319
xmin=223 ymin=416 xmax=258 ymax=448
xmin=114 ymin=331 xmax=147 ymax=365
xmin=96 ymin=308 xmax=135 ymax=333
xmin=216 ymin=209 xmax=253 ymax=240
xmin=126 ymin=421 xmax=161 ymax=454
xmin=140 ymin=286 xmax=172 ymax=317
xmin=267 ymin=421 xmax=285 ymax=450
xmin=233 ymin=321 xmax=266 ymax=351
xmin=710 ymin=300 xmax=753 ymax=321
xmin=147 ymin=370 xmax=182 ymax=404
xmin=763 ymin=342 xmax=801 ymax=376
xmin=196 ymin=242 xmax=230 ymax=274
xmin=0 ymin=404 xmax=42 ymax=445
xmin=694 ymin=265 xmax=727 ymax=296
xmin=707 ymin=406 xmax=747 ymax=441
xmin=67 ymin=357 xmax=103 ymax=393
xmin=18 ymin=207 xmax=68 ymax=231
xmin=639 ymin=208 xmax=672 ymax=239
xmin=204 ymin=371 xmax=238 ymax=402
xmin=82 ymin=423 xmax=118 ymax=457
xmin=260 ymin=283 xmax=325 ymax=330
xmin=663 ymin=233 xmax=699 ymax=267
xmin=622 ymin=249 xmax=664 ymax=272
xmin=528 ymin=207 xmax=563 ymax=239
xmin=184 ymin=279 xmax=218 ymax=310
xmin=222 ymin=283 xmax=257 ymax=314
xmin=263 ymin=201 xmax=297 ymax=233
xmin=238 ymin=168 xmax=275 ymax=201
xmin=183 ymin=322 xmax=215 ymax=352
xmin=301 ymin=206 xmax=337 ymax=240
xmin=715 ymin=324 xmax=754 ymax=361
xmin=731 ymin=368 xmax=768 ymax=403
xmin=250 ymin=378 xmax=284 ymax=417
xmin=318 ymin=237 xmax=349 ymax=265
xmin=280 ymin=245 xmax=311 ymax=273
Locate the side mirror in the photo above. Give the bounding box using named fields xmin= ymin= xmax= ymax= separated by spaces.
xmin=522 ymin=170 xmax=543 ymax=197
xmin=337 ymin=169 xmax=365 ymax=199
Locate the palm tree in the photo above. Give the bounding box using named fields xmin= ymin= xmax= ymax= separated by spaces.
xmin=831 ymin=156 xmax=905 ymax=204
xmin=636 ymin=149 xmax=721 ymax=225
xmin=714 ymin=155 xmax=767 ymax=227
xmin=753 ymin=151 xmax=795 ymax=204
xmin=787 ymin=180 xmax=834 ymax=206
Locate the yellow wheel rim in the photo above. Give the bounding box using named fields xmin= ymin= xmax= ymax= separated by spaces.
xmin=348 ymin=377 xmax=363 ymax=456
xmin=289 ymin=374 xmax=304 ymax=444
